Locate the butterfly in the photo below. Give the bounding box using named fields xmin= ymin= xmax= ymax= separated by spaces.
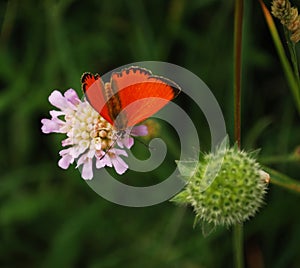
xmin=81 ymin=66 xmax=181 ymax=138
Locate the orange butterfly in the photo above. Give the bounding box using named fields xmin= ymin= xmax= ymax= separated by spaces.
xmin=81 ymin=66 xmax=181 ymax=135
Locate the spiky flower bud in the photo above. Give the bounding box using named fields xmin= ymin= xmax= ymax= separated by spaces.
xmin=271 ymin=0 xmax=300 ymax=43
xmin=172 ymin=144 xmax=269 ymax=228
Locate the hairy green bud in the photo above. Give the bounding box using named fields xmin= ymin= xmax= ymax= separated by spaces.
xmin=173 ymin=144 xmax=269 ymax=227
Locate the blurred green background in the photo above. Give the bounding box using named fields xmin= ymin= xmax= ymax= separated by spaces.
xmin=1 ymin=0 xmax=300 ymax=267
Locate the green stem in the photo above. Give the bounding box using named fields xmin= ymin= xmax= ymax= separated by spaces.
xmin=233 ymin=0 xmax=244 ymax=267
xmin=234 ymin=224 xmax=244 ymax=268
xmin=284 ymin=28 xmax=300 ymax=88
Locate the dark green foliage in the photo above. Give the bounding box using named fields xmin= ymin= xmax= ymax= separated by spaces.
xmin=0 ymin=0 xmax=299 ymax=267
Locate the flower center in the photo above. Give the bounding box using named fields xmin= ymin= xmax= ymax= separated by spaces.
xmin=92 ymin=116 xmax=114 ymax=151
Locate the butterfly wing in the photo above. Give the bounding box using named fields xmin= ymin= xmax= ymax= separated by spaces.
xmin=111 ymin=67 xmax=181 ymax=127
xmin=81 ymin=72 xmax=113 ymax=125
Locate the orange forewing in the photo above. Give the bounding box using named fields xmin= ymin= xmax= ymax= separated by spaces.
xmin=110 ymin=66 xmax=152 ymax=91
xmin=81 ymin=72 xmax=113 ymax=125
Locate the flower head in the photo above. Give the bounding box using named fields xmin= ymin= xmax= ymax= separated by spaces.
xmin=272 ymin=0 xmax=300 ymax=43
xmin=41 ymin=89 xmax=147 ymax=180
xmin=172 ymin=143 xmax=269 ymax=228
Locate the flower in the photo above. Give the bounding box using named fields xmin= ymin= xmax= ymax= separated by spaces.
xmin=172 ymin=142 xmax=269 ymax=228
xmin=41 ymin=89 xmax=148 ymax=180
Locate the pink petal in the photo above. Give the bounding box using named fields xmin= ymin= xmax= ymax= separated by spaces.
xmin=71 ymin=145 xmax=87 ymax=159
xmin=96 ymin=159 xmax=106 ymax=169
xmin=64 ymin=89 xmax=81 ymax=105
xmin=58 ymin=149 xmax=74 ymax=169
xmin=41 ymin=118 xmax=63 ymax=133
xmin=76 ymin=152 xmax=93 ymax=179
xmin=113 ymin=148 xmax=128 ymax=157
xmin=131 ymin=125 xmax=148 ymax=136
xmin=49 ymin=110 xmax=64 ymax=118
xmin=112 ymin=156 xmax=128 ymax=174
xmin=116 ymin=140 xmax=124 ymax=148
xmin=76 ymin=149 xmax=95 ymax=167
xmin=81 ymin=158 xmax=93 ymax=180
xmin=48 ymin=90 xmax=69 ymax=110
xmin=118 ymin=136 xmax=134 ymax=149
xmin=62 ymin=138 xmax=72 ymax=147
xmin=96 ymin=154 xmax=112 ymax=168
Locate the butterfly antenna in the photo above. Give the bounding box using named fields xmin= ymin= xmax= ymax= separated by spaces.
xmin=99 ymin=139 xmax=118 ymax=160
xmin=131 ymin=135 xmax=154 ymax=150
xmin=100 ymin=134 xmax=153 ymax=161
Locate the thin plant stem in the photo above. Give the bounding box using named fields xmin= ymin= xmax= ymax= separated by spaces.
xmin=233 ymin=0 xmax=244 ymax=267
xmin=284 ymin=28 xmax=300 ymax=88
xmin=234 ymin=224 xmax=244 ymax=268
xmin=233 ymin=0 xmax=242 ymax=149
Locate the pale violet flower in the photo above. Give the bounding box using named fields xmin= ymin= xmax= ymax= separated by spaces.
xmin=41 ymin=89 xmax=148 ymax=180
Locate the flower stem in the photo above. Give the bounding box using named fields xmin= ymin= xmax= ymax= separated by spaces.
xmin=234 ymin=224 xmax=244 ymax=268
xmin=233 ymin=0 xmax=244 ymax=267
xmin=233 ymin=0 xmax=243 ymax=148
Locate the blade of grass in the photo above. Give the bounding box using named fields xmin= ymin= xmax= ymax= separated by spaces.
xmin=44 ymin=0 xmax=78 ymax=82
xmin=259 ymin=0 xmax=300 ymax=116
xmin=283 ymin=28 xmax=300 ymax=89
xmin=259 ymin=154 xmax=300 ymax=164
xmin=263 ymin=166 xmax=300 ymax=194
